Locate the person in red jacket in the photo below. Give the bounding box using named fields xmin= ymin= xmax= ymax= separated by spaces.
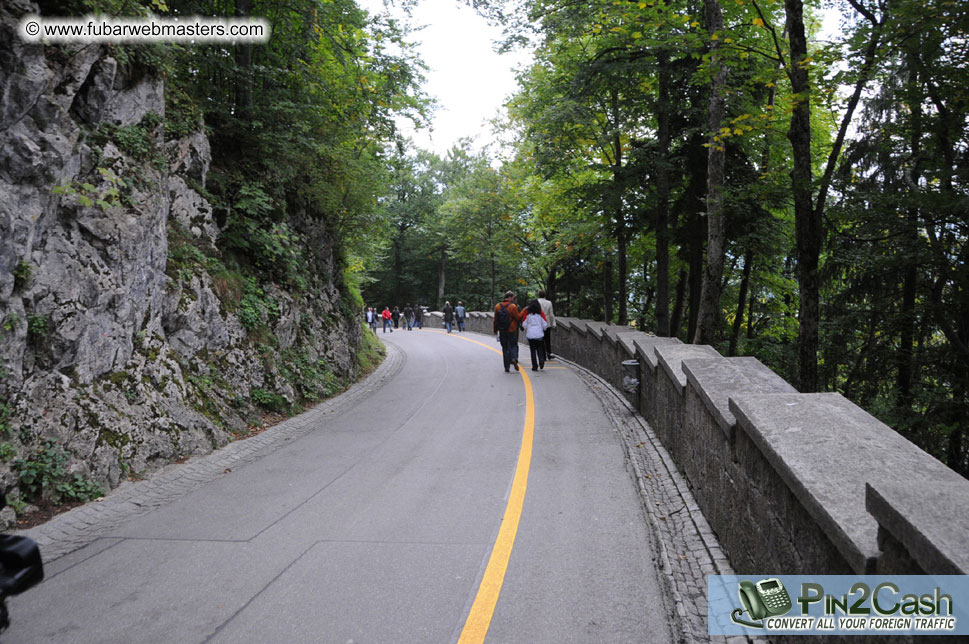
xmin=493 ymin=291 xmax=522 ymax=372
xmin=381 ymin=306 xmax=393 ymax=333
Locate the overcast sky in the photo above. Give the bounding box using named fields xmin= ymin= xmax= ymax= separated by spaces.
xmin=361 ymin=0 xmax=531 ymax=156
xmin=359 ymin=2 xmax=845 ymax=156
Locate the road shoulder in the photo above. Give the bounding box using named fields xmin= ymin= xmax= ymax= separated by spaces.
xmin=561 ymin=355 xmax=767 ymax=644
xmin=20 ymin=341 xmax=406 ymax=562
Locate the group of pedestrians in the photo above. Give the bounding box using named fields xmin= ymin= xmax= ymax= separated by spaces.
xmin=366 ymin=291 xmax=558 ymax=376
xmin=365 ymin=305 xmax=424 ymax=333
xmin=441 ymin=301 xmax=467 ymax=333
xmin=493 ymin=290 xmax=556 ymax=373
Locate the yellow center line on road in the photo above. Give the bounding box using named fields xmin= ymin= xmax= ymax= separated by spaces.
xmin=428 ymin=330 xmax=534 ymax=644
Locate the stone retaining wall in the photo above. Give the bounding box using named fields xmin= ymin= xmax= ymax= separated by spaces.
xmin=458 ymin=311 xmax=968 ymax=577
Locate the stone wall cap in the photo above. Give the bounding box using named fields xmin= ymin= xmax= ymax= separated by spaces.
xmin=729 ymin=357 xmax=798 ymax=394
xmin=728 ymin=392 xmax=939 ymax=573
xmin=633 ymin=336 xmax=683 ymax=369
xmin=568 ymin=319 xmax=591 ymax=335
xmin=601 ymin=328 xmax=618 ymax=346
xmin=614 ymin=331 xmax=646 ymax=358
xmin=683 ymin=356 xmax=798 ymax=441
xmin=654 ymin=344 xmax=721 ymax=390
xmin=601 ymin=325 xmax=635 ymax=346
xmin=583 ymin=320 xmax=608 ymax=339
xmin=866 ymin=473 xmax=969 ymax=574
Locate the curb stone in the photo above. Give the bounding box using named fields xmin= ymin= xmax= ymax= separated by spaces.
xmin=19 ymin=341 xmax=406 ymax=563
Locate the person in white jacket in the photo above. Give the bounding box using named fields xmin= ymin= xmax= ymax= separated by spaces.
xmin=520 ymin=299 xmax=550 ymax=371
xmin=537 ymin=290 xmax=555 ymax=359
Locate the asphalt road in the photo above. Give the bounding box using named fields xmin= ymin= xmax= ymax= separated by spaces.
xmin=9 ymin=328 xmax=674 ymax=643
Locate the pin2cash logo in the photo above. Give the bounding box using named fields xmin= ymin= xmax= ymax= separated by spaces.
xmin=729 ymin=578 xmax=956 ymax=632
xmin=731 ymin=578 xmax=794 ymax=629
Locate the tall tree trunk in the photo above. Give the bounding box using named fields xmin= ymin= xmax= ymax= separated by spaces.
xmin=813 ymin=4 xmax=883 ymax=223
xmin=897 ymin=260 xmax=917 ymax=405
xmin=735 ymin=80 xmax=773 ymax=353
xmin=393 ymin=238 xmax=403 ymax=306
xmin=603 ymin=258 xmax=614 ymax=322
xmin=897 ymin=55 xmax=922 ymax=412
xmin=687 ymin=212 xmax=704 ymax=343
xmin=617 ymin=220 xmax=627 ymax=325
xmin=729 ymin=249 xmax=753 ymax=356
xmin=951 ymin=361 xmax=969 ymax=476
xmin=490 ymin=253 xmax=497 ymax=307
xmin=694 ymin=0 xmax=728 ymax=345
xmin=234 ymin=0 xmax=253 ymax=118
xmin=641 ymin=247 xmax=654 ymax=330
xmin=747 ymin=278 xmax=757 ymax=339
xmin=671 ymin=268 xmax=688 ymax=340
xmin=546 ymin=265 xmax=557 ymax=301
xmin=949 ymin=426 xmax=966 ymax=476
xmin=437 ymin=247 xmax=446 ymax=307
xmin=681 ymin=134 xmax=707 ymax=343
xmin=655 ymin=51 xmax=673 ymax=336
xmin=642 ymin=277 xmax=654 ymax=330
xmin=799 ymin=3 xmax=881 ymax=391
xmin=785 ymin=0 xmax=818 ymax=392
xmin=918 ymin=60 xmax=969 ymax=476
xmin=611 ymin=89 xmax=628 ymax=325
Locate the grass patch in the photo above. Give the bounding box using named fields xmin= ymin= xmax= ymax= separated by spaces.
xmin=356 ymin=326 xmax=385 ymax=375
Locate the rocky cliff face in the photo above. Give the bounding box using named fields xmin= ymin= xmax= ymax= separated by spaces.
xmin=0 ymin=1 xmax=363 ymax=521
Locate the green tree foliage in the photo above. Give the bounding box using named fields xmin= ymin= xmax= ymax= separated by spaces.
xmin=454 ymin=0 xmax=969 ymax=474
xmin=365 ymin=145 xmax=448 ymax=309
xmin=165 ymin=0 xmax=430 ymax=282
xmin=441 ymin=152 xmax=529 ymax=307
xmin=822 ymin=0 xmax=969 ymax=473
xmin=361 ymin=142 xmax=531 ymax=311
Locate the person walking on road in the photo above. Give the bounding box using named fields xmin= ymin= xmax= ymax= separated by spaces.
xmin=493 ymin=291 xmax=522 ymax=372
xmin=414 ymin=305 xmax=423 ymax=329
xmin=520 ymin=299 xmax=549 ymax=371
xmin=381 ymin=306 xmax=393 ymax=333
xmin=392 ymin=306 xmax=401 ymax=329
xmin=442 ymin=301 xmax=455 ymax=333
xmin=403 ymin=304 xmax=414 ymax=330
xmin=537 ymin=290 xmax=556 ymax=359
xmin=455 ymin=301 xmax=467 ymax=332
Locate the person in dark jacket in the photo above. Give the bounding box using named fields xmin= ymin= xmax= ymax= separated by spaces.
xmin=391 ymin=306 xmax=401 ymax=329
xmin=414 ymin=305 xmax=423 ymax=329
xmin=442 ymin=301 xmax=454 ymax=333
xmin=493 ymin=291 xmax=522 ymax=372
xmin=403 ymin=305 xmax=414 ymax=330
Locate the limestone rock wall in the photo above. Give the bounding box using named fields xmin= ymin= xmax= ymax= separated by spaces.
xmin=0 ymin=1 xmax=361 ymax=512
